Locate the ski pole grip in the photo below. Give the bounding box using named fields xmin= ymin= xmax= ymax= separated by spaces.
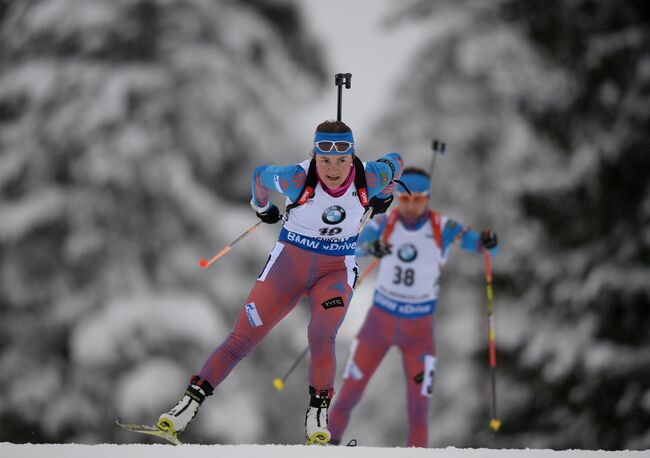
xmin=335 ymin=73 xmax=352 ymax=88
xmin=431 ymin=139 xmax=447 ymax=155
xmin=334 ymin=73 xmax=352 ymax=121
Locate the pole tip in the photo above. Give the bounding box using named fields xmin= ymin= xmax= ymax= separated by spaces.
xmin=273 ymin=378 xmax=284 ymax=391
xmin=199 ymin=259 xmax=208 ymax=268
xmin=489 ymin=418 xmax=502 ymax=432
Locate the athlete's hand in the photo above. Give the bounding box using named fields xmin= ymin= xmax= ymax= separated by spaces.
xmin=367 ymin=240 xmax=392 ymax=258
xmin=481 ymin=228 xmax=498 ymax=249
xmin=369 ymin=194 xmax=394 ymax=217
xmin=257 ymin=204 xmax=281 ymax=224
xmin=251 ymin=200 xmax=282 ymax=224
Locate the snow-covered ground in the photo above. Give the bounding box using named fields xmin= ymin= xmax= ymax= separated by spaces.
xmin=2 ymin=443 xmax=647 ymax=458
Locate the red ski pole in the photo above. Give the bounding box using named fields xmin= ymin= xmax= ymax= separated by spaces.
xmin=357 ymin=258 xmax=379 ymax=286
xmin=485 ymin=250 xmax=501 ymax=432
xmin=199 ymin=220 xmax=263 ymax=269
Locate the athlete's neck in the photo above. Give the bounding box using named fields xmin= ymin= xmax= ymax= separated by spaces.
xmin=318 ymin=165 xmax=355 ymax=197
xmin=398 ymin=210 xmax=429 ymax=230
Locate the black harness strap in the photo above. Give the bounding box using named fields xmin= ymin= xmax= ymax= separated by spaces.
xmin=286 ymin=159 xmax=318 ymax=212
xmin=352 ymin=156 xmax=369 ymax=208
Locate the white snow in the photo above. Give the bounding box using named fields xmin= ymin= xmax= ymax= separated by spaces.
xmin=1 ymin=443 xmax=646 ymax=458
xmin=0 ymin=188 xmax=66 ymax=241
xmin=71 ymin=293 xmax=227 ymax=366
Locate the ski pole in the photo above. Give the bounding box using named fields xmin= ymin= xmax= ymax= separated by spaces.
xmin=428 ymin=139 xmax=446 ymax=195
xmin=199 ymin=220 xmax=265 ymax=269
xmin=273 ymin=347 xmax=309 ymax=391
xmin=335 ymin=73 xmax=382 ymax=230
xmin=273 ymin=258 xmax=379 ymax=391
xmin=484 ymin=250 xmax=501 ymax=432
xmin=334 ymin=73 xmax=352 ymax=121
xmin=358 ymin=208 xmax=373 ymax=233
xmin=358 ymin=258 xmax=379 ymax=285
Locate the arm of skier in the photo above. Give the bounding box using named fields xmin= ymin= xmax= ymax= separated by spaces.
xmin=365 ymin=152 xmax=404 ymax=199
xmin=355 ymin=215 xmax=389 ymax=257
xmin=441 ymin=220 xmax=500 ymax=256
xmin=250 ymin=164 xmax=306 ymax=210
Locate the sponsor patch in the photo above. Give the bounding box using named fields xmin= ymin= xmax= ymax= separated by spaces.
xmin=244 ymin=302 xmax=263 ymax=327
xmin=322 ymin=205 xmax=346 ymax=225
xmin=397 ymin=243 xmax=418 ymax=262
xmin=358 ymin=188 xmax=368 ymax=205
xmin=377 ymin=158 xmax=396 ymax=178
xmin=280 ymin=228 xmax=357 ymax=255
xmin=321 ymin=296 xmax=344 ymax=310
xmin=380 ymin=171 xmax=388 ymax=187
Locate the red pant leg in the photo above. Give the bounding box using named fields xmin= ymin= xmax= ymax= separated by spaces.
xmin=198 ymin=243 xmax=308 ymax=388
xmin=397 ymin=315 xmax=436 ymax=447
xmin=328 ymin=307 xmax=396 ymax=443
xmin=305 ymin=254 xmax=358 ymax=391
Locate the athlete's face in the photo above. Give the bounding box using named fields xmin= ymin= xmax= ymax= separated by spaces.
xmin=397 ymin=193 xmax=429 ymax=219
xmin=316 ymin=154 xmax=353 ymax=188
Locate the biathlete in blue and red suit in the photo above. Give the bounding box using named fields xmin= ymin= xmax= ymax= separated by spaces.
xmin=328 ymin=166 xmax=499 ymax=448
xmin=156 ymin=120 xmax=403 ymax=445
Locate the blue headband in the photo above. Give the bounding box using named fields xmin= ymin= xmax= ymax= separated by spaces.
xmin=398 ymin=173 xmax=430 ymax=195
xmin=313 ymin=131 xmax=355 ymax=155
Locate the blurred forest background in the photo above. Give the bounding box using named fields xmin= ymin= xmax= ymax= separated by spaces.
xmin=0 ymin=0 xmax=648 ymax=450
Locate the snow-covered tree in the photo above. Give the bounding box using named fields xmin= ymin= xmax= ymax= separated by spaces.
xmin=0 ymin=0 xmax=326 ymax=444
xmin=367 ymin=0 xmax=650 ymax=449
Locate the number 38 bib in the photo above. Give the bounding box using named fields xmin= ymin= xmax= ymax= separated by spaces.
xmin=374 ymin=217 xmax=449 ymax=317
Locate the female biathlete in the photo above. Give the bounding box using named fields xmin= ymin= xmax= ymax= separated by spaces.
xmin=156 ymin=120 xmax=403 ymax=445
xmin=328 ymin=166 xmax=498 ymax=447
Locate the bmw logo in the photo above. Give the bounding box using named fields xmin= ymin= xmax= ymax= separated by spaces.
xmin=398 ymin=244 xmax=418 ymax=262
xmin=322 ymin=205 xmax=346 ymax=225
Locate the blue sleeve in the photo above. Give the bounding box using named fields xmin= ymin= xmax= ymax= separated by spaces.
xmin=251 ymin=164 xmax=307 ymax=207
xmin=441 ymin=220 xmax=500 ymax=256
xmin=365 ymin=152 xmax=404 ymax=199
xmin=355 ymin=214 xmax=389 ymax=257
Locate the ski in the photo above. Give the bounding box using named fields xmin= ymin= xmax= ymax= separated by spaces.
xmin=115 ymin=418 xmax=182 ymax=445
xmin=319 ymin=438 xmax=358 ymax=447
xmin=116 ymin=416 xmax=356 ymax=448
